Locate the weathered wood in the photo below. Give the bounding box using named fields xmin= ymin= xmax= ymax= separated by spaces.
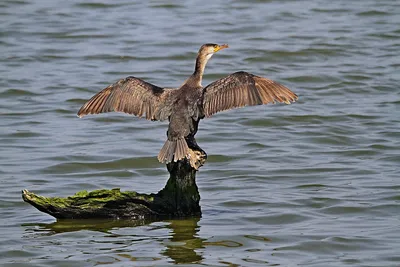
xmin=22 ymin=148 xmax=207 ymax=220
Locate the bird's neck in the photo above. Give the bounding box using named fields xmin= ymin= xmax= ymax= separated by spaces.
xmin=189 ymin=54 xmax=212 ymax=87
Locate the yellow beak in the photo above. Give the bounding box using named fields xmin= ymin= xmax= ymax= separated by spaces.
xmin=214 ymin=44 xmax=229 ymax=53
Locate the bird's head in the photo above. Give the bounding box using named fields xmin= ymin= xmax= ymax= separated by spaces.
xmin=198 ymin=43 xmax=229 ymax=60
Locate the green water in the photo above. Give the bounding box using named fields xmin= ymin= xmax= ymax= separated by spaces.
xmin=1 ymin=0 xmax=399 ymax=266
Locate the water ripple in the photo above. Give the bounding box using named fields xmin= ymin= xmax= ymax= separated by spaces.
xmin=1 ymin=0 xmax=399 ymax=266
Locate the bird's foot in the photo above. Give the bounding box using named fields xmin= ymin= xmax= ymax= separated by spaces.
xmin=188 ymin=148 xmax=207 ymax=170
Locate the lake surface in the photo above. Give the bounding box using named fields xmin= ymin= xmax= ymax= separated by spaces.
xmin=1 ymin=0 xmax=399 ymax=266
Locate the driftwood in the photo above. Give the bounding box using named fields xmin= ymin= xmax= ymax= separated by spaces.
xmin=22 ymin=146 xmax=207 ymax=220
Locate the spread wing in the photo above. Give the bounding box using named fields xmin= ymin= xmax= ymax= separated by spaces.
xmin=77 ymin=76 xmax=175 ymax=121
xmin=202 ymin=71 xmax=298 ymax=117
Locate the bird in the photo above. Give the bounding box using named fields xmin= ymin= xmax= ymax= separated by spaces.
xmin=77 ymin=43 xmax=298 ymax=164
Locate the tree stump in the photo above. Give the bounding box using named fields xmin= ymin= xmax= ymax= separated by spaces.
xmin=22 ymin=147 xmax=207 ymax=220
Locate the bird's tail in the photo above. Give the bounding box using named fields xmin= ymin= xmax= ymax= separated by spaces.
xmin=157 ymin=137 xmax=189 ymax=163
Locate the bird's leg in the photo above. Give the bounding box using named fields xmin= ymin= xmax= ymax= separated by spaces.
xmin=185 ymin=135 xmax=206 ymax=156
xmin=185 ymin=135 xmax=207 ymax=170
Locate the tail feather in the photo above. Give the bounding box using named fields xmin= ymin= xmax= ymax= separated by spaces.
xmin=157 ymin=138 xmax=189 ymax=163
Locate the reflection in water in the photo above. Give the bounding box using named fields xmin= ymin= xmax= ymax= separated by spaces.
xmin=23 ymin=219 xmax=151 ymax=235
xmin=23 ymin=217 xmax=204 ymax=264
xmin=162 ymin=218 xmax=204 ymax=264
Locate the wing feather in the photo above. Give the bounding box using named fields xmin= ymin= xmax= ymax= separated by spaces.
xmin=202 ymin=71 xmax=298 ymax=117
xmin=77 ymin=76 xmax=174 ymax=121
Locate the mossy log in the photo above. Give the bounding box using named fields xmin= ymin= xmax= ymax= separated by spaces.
xmin=22 ymin=148 xmax=207 ymax=220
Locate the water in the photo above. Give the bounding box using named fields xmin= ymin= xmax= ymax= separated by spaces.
xmin=1 ymin=0 xmax=399 ymax=266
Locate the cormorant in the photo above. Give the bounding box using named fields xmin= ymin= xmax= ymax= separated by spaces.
xmin=77 ymin=44 xmax=298 ymax=163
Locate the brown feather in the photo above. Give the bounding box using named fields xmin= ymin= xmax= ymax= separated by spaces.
xmin=202 ymin=71 xmax=298 ymax=117
xmin=176 ymin=139 xmax=184 ymax=161
xmin=77 ymin=76 xmax=174 ymax=121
